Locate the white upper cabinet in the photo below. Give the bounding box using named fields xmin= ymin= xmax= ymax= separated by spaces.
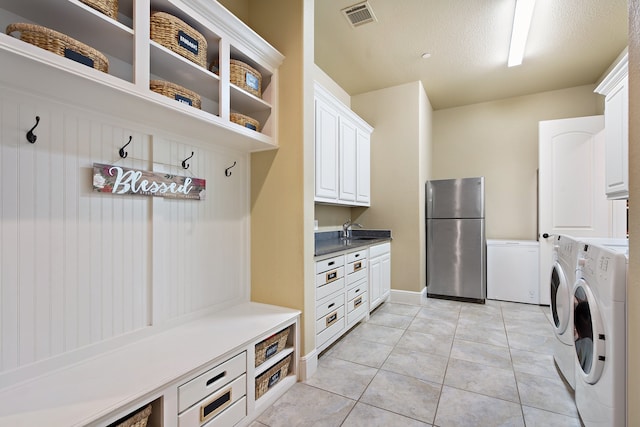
xmin=339 ymin=117 xmax=358 ymax=202
xmin=314 ymin=82 xmax=373 ymax=207
xmin=356 ymin=127 xmax=371 ymax=204
xmin=595 ymin=51 xmax=628 ymax=200
xmin=0 ymin=0 xmax=283 ymax=152
xmin=315 ymin=94 xmax=340 ymax=200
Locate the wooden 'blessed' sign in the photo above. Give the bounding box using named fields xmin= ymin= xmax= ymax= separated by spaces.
xmin=93 ymin=163 xmax=206 ymax=200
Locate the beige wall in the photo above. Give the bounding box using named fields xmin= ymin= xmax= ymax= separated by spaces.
xmin=248 ymin=0 xmax=317 ymax=356
xmin=217 ymin=0 xmax=249 ymax=22
xmin=350 ymin=81 xmax=433 ymax=293
xmin=433 ymin=85 xmax=602 ymax=240
xmin=628 ymin=0 xmax=639 ymax=422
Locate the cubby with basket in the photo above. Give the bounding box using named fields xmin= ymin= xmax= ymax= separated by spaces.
xmin=254 ymin=326 xmax=290 ymax=367
xmin=150 ymin=11 xmax=207 ymax=68
xmin=108 ymin=404 xmax=152 ymax=427
xmin=150 ymin=79 xmax=201 ymax=109
xmin=79 ymin=0 xmax=119 ymax=20
xmin=5 ymin=23 xmax=109 ymax=73
xmin=255 ymin=354 xmax=292 ymax=400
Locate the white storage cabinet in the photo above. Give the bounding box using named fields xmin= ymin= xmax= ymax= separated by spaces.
xmin=368 ymin=242 xmax=391 ymax=311
xmin=0 ymin=0 xmax=283 ymax=152
xmin=595 ymin=51 xmax=629 ymax=200
xmin=314 ymin=82 xmax=372 ymax=207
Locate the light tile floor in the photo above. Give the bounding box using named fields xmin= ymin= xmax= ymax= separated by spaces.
xmin=253 ymin=298 xmax=582 ymax=427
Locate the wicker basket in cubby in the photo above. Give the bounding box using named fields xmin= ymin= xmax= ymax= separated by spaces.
xmin=79 ymin=0 xmax=118 ymax=20
xmin=255 ymin=327 xmax=289 ymax=366
xmin=112 ymin=404 xmax=151 ymax=427
xmin=150 ymin=80 xmax=201 ymax=109
xmin=6 ymin=23 xmax=109 ymax=73
xmin=255 ymin=354 xmax=291 ymax=400
xmin=230 ymin=113 xmax=260 ymax=132
xmin=209 ymin=59 xmax=262 ymax=98
xmin=150 ymin=11 xmax=207 ymax=68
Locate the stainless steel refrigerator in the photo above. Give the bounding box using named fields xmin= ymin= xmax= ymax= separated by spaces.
xmin=426 ymin=177 xmax=486 ymax=302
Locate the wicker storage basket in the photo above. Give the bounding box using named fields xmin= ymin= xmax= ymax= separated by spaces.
xmin=6 ymin=23 xmax=109 ymax=72
xmin=150 ymin=11 xmax=207 ymax=68
xmin=230 ymin=113 xmax=260 ymax=132
xmin=113 ymin=404 xmax=152 ymax=427
xmin=79 ymin=0 xmax=118 ymax=20
xmin=209 ymin=59 xmax=262 ymax=98
xmin=255 ymin=355 xmax=291 ymax=400
xmin=255 ymin=327 xmax=289 ymax=366
xmin=150 ymin=80 xmax=201 ymax=109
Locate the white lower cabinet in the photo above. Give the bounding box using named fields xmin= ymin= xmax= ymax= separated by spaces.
xmin=369 ymin=243 xmax=391 ymax=311
xmin=315 ymin=248 xmax=370 ymax=352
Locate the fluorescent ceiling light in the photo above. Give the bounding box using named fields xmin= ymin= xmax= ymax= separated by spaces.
xmin=508 ymin=0 xmax=536 ymax=67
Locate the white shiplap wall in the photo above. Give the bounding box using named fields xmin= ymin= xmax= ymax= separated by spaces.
xmin=0 ymin=86 xmax=250 ymax=380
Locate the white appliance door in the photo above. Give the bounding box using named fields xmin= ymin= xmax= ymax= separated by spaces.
xmin=538 ymin=116 xmax=626 ymax=305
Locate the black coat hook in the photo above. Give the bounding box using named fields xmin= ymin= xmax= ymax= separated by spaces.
xmin=182 ymin=151 xmax=194 ymax=169
xmin=26 ymin=116 xmax=40 ymax=143
xmin=119 ymin=135 xmax=132 ymax=158
xmin=225 ymin=161 xmax=237 ymax=177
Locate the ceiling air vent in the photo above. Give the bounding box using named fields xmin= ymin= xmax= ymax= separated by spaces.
xmin=341 ymin=1 xmax=377 ymax=28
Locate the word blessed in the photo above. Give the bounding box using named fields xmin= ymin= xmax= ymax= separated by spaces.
xmin=93 ymin=163 xmax=206 ymax=200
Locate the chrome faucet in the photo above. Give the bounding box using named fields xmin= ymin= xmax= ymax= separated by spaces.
xmin=342 ymin=219 xmax=363 ymax=239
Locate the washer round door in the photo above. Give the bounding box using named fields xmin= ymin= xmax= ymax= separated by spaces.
xmin=550 ymin=262 xmax=570 ymax=335
xmin=573 ymin=280 xmax=606 ymax=384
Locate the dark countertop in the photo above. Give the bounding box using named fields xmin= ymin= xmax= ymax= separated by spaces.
xmin=315 ymin=229 xmax=392 ymax=257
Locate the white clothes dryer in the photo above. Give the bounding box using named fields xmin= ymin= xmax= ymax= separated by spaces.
xmin=573 ymin=242 xmax=627 ymax=427
xmin=550 ymin=234 xmax=581 ymax=389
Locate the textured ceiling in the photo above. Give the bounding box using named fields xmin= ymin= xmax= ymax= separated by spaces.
xmin=315 ymin=0 xmax=628 ymax=110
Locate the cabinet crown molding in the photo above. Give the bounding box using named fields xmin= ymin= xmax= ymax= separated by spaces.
xmin=595 ymin=51 xmax=628 ymax=95
xmin=183 ymin=0 xmax=285 ymax=67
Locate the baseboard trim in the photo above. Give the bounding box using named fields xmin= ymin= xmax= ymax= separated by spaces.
xmin=298 ymin=349 xmax=318 ymax=381
xmin=390 ymin=287 xmax=426 ymax=305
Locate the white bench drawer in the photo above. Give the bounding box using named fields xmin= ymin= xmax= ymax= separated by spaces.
xmin=179 ymin=375 xmax=246 ymax=426
xmin=178 ymin=352 xmax=246 ymax=413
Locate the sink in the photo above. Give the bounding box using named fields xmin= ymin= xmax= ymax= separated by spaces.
xmin=351 ymin=237 xmax=378 ymax=240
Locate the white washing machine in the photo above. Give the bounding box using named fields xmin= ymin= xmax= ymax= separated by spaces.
xmin=550 ymin=234 xmax=581 ymax=390
xmin=487 ymin=240 xmax=539 ymax=304
xmin=573 ymin=242 xmax=627 ymax=427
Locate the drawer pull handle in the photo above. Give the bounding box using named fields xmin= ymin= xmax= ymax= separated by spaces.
xmin=326 ymin=270 xmax=338 ymax=283
xmin=206 ymin=371 xmax=226 ymax=387
xmin=327 ymin=302 xmax=335 ymax=309
xmin=355 ymin=254 xmax=360 ymax=258
xmin=355 ymin=288 xmax=360 ymax=293
xmin=326 ymin=311 xmax=338 ymax=327
xmin=354 ymin=261 xmax=362 ymax=271
xmin=328 ymin=261 xmax=335 ymax=266
xmin=200 ymin=386 xmax=232 ymax=423
xmin=354 ymin=296 xmax=363 ymax=307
